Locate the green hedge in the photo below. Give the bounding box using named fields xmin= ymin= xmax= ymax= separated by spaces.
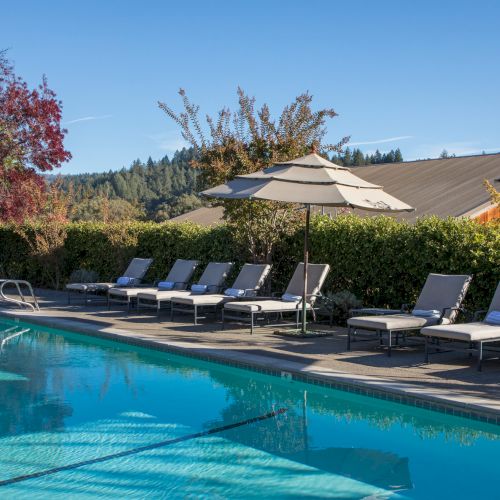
xmin=0 ymin=216 xmax=498 ymax=311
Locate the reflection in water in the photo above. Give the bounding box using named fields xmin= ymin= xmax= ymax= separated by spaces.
xmin=0 ymin=320 xmax=499 ymax=498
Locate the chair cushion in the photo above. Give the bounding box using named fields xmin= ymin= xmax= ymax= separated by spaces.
xmin=282 ymin=293 xmax=302 ymax=302
xmin=191 ymin=284 xmax=208 ymax=295
xmin=347 ymin=314 xmax=442 ymax=331
xmin=422 ymin=322 xmax=500 ymax=342
xmin=172 ymin=294 xmax=227 ymax=306
xmin=224 ymin=300 xmax=310 ymax=313
xmin=109 ymin=287 xmax=158 ymax=298
xmin=485 ymin=311 xmax=500 ymax=325
xmin=224 ymin=288 xmax=246 ymax=298
xmin=66 ymin=282 xmax=114 ymax=292
xmin=412 ymin=309 xmax=441 ymax=318
xmin=117 ymin=276 xmax=134 ymax=286
xmin=136 ymin=290 xmax=190 ymax=301
xmin=158 ymin=281 xmax=175 ymax=291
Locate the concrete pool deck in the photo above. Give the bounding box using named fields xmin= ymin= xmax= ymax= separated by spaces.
xmin=2 ymin=288 xmax=500 ymax=422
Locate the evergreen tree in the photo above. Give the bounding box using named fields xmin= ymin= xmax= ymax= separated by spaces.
xmin=343 ymin=147 xmax=352 ymax=166
xmin=394 ymin=148 xmax=403 ymax=163
xmin=352 ymin=148 xmax=365 ymax=166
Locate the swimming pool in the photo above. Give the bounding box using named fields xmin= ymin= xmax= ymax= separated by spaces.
xmin=0 ymin=318 xmax=499 ymax=499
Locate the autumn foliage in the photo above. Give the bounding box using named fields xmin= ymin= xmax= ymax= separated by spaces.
xmin=0 ymin=52 xmax=71 ymax=222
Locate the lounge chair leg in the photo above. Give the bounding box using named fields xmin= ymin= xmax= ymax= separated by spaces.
xmin=388 ymin=331 xmax=392 ymax=357
xmin=478 ymin=342 xmax=483 ymax=371
xmin=221 ymin=309 xmax=225 ymax=330
xmin=347 ymin=326 xmax=351 ymax=351
xmin=170 ymin=302 xmax=174 ymax=321
xmin=250 ymin=312 xmax=254 ymax=335
xmin=425 ymin=336 xmax=429 ymax=364
xmin=469 ymin=341 xmax=473 ymax=358
xmin=194 ymin=305 xmax=198 ymax=325
xmin=127 ymin=298 xmax=131 ymax=314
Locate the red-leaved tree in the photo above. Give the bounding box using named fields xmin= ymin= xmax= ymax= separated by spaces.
xmin=0 ymin=52 xmax=71 ymax=222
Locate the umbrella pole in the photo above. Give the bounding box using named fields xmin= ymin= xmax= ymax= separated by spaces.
xmin=301 ymin=204 xmax=310 ymax=334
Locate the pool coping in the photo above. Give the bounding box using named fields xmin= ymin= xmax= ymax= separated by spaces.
xmin=2 ymin=309 xmax=500 ymax=426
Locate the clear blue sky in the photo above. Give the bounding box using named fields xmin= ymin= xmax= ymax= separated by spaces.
xmin=3 ymin=0 xmax=499 ymax=174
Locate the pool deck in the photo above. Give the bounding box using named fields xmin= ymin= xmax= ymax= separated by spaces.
xmin=2 ymin=288 xmax=500 ymax=422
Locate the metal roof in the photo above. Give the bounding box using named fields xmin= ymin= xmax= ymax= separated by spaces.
xmin=170 ymin=153 xmax=500 ymax=225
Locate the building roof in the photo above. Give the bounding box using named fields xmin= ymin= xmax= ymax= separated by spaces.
xmin=170 ymin=153 xmax=500 ymax=225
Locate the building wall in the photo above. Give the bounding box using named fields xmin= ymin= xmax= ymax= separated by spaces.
xmin=474 ymin=206 xmax=500 ymax=223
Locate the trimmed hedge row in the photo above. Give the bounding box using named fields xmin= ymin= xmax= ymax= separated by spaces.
xmin=0 ymin=216 xmax=498 ymax=311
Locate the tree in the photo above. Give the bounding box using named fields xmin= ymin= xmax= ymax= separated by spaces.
xmin=352 ymin=148 xmax=365 ymax=166
xmin=71 ymin=196 xmax=145 ymax=222
xmin=484 ymin=180 xmax=500 ymax=209
xmin=374 ymin=149 xmax=382 ymax=164
xmin=159 ymin=88 xmax=348 ymax=263
xmin=342 ymin=147 xmax=352 ymax=166
xmin=394 ymin=148 xmax=403 ymax=163
xmin=0 ymin=52 xmax=71 ymax=222
xmin=15 ymin=179 xmax=70 ymax=289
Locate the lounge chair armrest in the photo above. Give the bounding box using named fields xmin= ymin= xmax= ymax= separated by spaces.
xmin=271 ymin=291 xmax=284 ymax=298
xmin=401 ymin=303 xmax=412 ymax=313
xmin=243 ymin=288 xmax=258 ymax=297
xmin=440 ymin=306 xmax=463 ymax=322
xmin=206 ymin=284 xmax=223 ymax=293
xmin=473 ymin=309 xmax=488 ymax=321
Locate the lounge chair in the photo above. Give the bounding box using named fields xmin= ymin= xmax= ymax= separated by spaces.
xmin=346 ymin=273 xmax=472 ymax=356
xmin=66 ymin=258 xmax=153 ymax=304
xmin=222 ymin=263 xmax=330 ymax=334
xmin=107 ymin=259 xmax=199 ymax=312
xmin=136 ymin=262 xmax=233 ymax=316
xmin=170 ymin=263 xmax=271 ymax=325
xmin=422 ymin=282 xmax=500 ymax=371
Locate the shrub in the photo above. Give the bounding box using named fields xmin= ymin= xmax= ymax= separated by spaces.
xmin=0 ymin=215 xmax=497 ymax=311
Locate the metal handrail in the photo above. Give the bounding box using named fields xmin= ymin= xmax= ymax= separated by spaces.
xmin=0 ymin=327 xmax=30 ymax=351
xmin=0 ymin=280 xmax=40 ymax=311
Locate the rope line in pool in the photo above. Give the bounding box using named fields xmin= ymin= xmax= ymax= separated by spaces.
xmin=0 ymin=407 xmax=288 ymax=487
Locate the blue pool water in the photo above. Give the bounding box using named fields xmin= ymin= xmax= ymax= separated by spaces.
xmin=0 ymin=319 xmax=499 ymax=499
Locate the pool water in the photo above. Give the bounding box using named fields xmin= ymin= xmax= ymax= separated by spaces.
xmin=0 ymin=319 xmax=499 ymax=499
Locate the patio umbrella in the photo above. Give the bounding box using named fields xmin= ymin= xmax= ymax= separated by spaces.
xmin=201 ymin=152 xmax=414 ymax=334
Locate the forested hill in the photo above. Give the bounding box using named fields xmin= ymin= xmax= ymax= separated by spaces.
xmin=58 ymin=146 xmax=404 ymax=222
xmin=59 ymin=148 xmax=203 ymax=221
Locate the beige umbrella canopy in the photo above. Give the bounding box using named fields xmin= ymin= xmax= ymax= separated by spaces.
xmin=201 ymin=152 xmax=414 ymax=334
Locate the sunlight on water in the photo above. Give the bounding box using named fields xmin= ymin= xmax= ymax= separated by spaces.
xmin=0 ymin=319 xmax=499 ymax=499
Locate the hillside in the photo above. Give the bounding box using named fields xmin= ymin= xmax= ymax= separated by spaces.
xmin=59 ymin=148 xmax=203 ymax=221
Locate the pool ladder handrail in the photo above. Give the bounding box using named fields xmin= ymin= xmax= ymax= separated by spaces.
xmin=0 ymin=279 xmax=40 ymax=311
xmin=0 ymin=326 xmax=30 ymax=351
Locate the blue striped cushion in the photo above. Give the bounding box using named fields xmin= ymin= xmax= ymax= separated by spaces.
xmin=191 ymin=284 xmax=208 ymax=295
xmin=158 ymin=281 xmax=174 ymax=291
xmin=224 ymin=288 xmax=245 ymax=298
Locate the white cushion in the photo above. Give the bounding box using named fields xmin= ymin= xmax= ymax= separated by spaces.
xmin=224 ymin=300 xmax=309 ymax=313
xmin=137 ymin=290 xmax=190 ymax=301
xmin=422 ymin=322 xmax=500 ymax=342
xmin=347 ymin=314 xmax=445 ymax=331
xmin=172 ymin=294 xmax=227 ymax=306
